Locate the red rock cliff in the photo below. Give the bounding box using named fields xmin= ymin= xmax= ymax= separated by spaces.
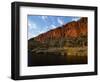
xmin=34 ymin=17 xmax=88 ymax=43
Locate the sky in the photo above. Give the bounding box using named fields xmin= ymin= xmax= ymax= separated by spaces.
xmin=28 ymin=15 xmax=81 ymax=39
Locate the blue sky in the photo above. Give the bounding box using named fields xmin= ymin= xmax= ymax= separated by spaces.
xmin=28 ymin=15 xmax=81 ymax=39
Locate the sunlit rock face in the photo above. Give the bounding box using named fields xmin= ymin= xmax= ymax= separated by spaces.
xmin=33 ymin=17 xmax=87 ymax=43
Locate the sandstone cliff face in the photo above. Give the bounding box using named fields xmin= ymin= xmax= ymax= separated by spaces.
xmin=34 ymin=17 xmax=87 ymax=43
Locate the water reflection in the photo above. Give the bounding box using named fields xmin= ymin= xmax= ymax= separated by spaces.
xmin=28 ymin=50 xmax=87 ymax=66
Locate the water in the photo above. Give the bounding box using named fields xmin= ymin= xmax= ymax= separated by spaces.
xmin=28 ymin=50 xmax=87 ymax=66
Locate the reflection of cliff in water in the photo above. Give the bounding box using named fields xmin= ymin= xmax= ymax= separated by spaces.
xmin=28 ymin=49 xmax=87 ymax=66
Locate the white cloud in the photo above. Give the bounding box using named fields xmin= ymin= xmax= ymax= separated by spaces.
xmin=28 ymin=32 xmax=34 ymax=40
xmin=51 ymin=25 xmax=56 ymax=29
xmin=57 ymin=18 xmax=64 ymax=25
xmin=38 ymin=30 xmax=46 ymax=34
xmin=28 ymin=20 xmax=38 ymax=39
xmin=72 ymin=17 xmax=80 ymax=21
xmin=28 ymin=20 xmax=37 ymax=29
xmin=28 ymin=31 xmax=40 ymax=39
xmin=37 ymin=28 xmax=49 ymax=35
xmin=41 ymin=16 xmax=48 ymax=20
